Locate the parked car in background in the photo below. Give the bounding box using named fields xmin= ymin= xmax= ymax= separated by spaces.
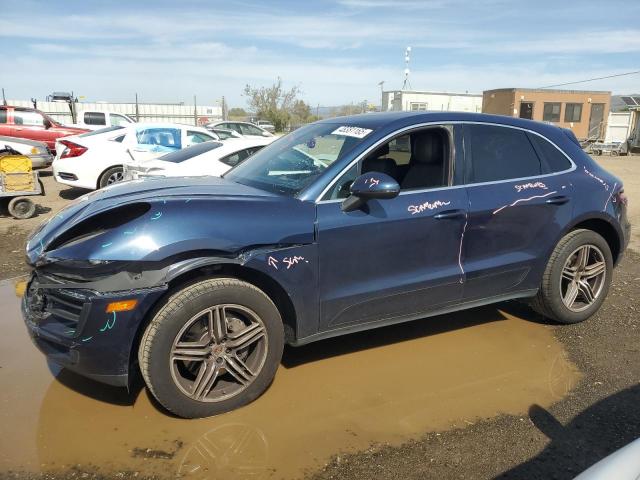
xmin=206 ymin=121 xmax=275 ymax=139
xmin=255 ymin=120 xmax=276 ymax=133
xmin=22 ymin=112 xmax=629 ymax=418
xmin=123 ymin=137 xmax=269 ymax=180
xmin=0 ymin=135 xmax=53 ymax=168
xmin=208 ymin=127 xmax=242 ymax=140
xmin=53 ymin=123 xmax=220 ymax=189
xmin=69 ymin=110 xmax=135 ymax=130
xmin=0 ymin=105 xmax=88 ymax=153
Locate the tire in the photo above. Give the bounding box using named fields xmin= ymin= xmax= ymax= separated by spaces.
xmin=98 ymin=166 xmax=124 ymax=189
xmin=532 ymin=229 xmax=613 ymax=324
xmin=8 ymin=196 xmax=36 ymax=219
xmin=139 ymin=278 xmax=284 ymax=418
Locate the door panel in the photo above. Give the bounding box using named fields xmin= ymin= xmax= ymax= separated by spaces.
xmin=317 ymin=188 xmax=468 ymax=330
xmin=463 ymin=176 xmax=573 ymax=300
xmin=588 ymin=103 xmax=605 ymax=140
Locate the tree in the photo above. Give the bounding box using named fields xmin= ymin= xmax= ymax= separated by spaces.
xmin=243 ymin=78 xmax=300 ymax=131
xmin=228 ymin=107 xmax=247 ymax=120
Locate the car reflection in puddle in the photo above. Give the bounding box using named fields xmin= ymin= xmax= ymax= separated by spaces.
xmin=0 ymin=278 xmax=580 ymax=479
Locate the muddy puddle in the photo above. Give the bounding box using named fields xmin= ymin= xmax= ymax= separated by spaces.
xmin=0 ymin=278 xmax=580 ymax=479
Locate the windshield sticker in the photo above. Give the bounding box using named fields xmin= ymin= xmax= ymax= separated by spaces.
xmin=408 ymin=200 xmax=451 ymax=215
xmin=331 ymin=126 xmax=373 ymax=139
xmin=514 ymin=182 xmax=547 ymax=193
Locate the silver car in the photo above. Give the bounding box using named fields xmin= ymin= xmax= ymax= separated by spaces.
xmin=0 ymin=135 xmax=53 ymax=168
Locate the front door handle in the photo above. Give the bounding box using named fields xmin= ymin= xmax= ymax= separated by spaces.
xmin=545 ymin=195 xmax=570 ymax=205
xmin=434 ymin=209 xmax=466 ymax=220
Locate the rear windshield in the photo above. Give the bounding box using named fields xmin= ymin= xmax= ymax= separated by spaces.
xmin=78 ymin=126 xmax=125 ymax=138
xmin=158 ymin=141 xmax=223 ymax=163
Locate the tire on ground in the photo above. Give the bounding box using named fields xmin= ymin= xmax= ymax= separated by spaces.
xmin=531 ymin=229 xmax=613 ymax=324
xmin=98 ymin=166 xmax=124 ymax=189
xmin=138 ymin=277 xmax=284 ymax=418
xmin=8 ymin=196 xmax=36 ymax=219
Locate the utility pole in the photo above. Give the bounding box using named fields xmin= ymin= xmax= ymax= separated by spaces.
xmin=316 ymin=103 xmax=320 ymax=119
xmin=135 ymin=93 xmax=140 ymax=122
xmin=193 ymin=95 xmax=198 ymax=126
xmin=378 ymin=81 xmax=385 ymax=111
xmin=1 ymin=88 xmax=6 ymax=106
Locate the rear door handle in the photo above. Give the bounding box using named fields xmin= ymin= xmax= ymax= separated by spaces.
xmin=545 ymin=195 xmax=570 ymax=205
xmin=434 ymin=209 xmax=466 ymax=220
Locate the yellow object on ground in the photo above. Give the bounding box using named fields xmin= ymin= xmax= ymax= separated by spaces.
xmin=0 ymin=154 xmax=32 ymax=174
xmin=3 ymin=173 xmax=35 ymax=192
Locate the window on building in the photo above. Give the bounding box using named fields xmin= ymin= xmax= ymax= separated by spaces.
xmin=542 ymin=103 xmax=561 ymax=122
xmin=410 ymin=102 xmax=427 ymax=111
xmin=467 ymin=124 xmax=541 ymax=183
xmin=564 ymin=103 xmax=582 ymax=122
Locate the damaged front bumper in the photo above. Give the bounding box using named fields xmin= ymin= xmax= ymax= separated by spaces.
xmin=21 ymin=268 xmax=167 ymax=387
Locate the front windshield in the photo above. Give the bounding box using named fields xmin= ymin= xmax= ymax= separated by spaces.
xmin=224 ymin=123 xmax=372 ymax=196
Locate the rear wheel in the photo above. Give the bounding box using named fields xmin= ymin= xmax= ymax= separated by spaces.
xmin=8 ymin=196 xmax=36 ymax=219
xmin=139 ymin=278 xmax=284 ymax=418
xmin=532 ymin=229 xmax=612 ymax=324
xmin=98 ymin=166 xmax=124 ymax=189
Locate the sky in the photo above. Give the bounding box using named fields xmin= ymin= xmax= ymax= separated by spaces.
xmin=1 ymin=0 xmax=639 ymax=108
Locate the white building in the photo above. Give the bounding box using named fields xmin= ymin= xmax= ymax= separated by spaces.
xmin=382 ymin=90 xmax=483 ymax=113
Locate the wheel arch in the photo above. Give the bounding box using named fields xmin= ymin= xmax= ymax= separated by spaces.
xmin=96 ymin=164 xmax=124 ymax=189
xmin=563 ymin=214 xmax=623 ymax=265
xmin=128 ymin=260 xmax=299 ymax=385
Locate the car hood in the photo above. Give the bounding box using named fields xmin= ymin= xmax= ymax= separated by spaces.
xmin=26 ymin=176 xmax=316 ymax=265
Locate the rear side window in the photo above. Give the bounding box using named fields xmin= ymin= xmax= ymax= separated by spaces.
xmin=84 ymin=112 xmax=106 ymax=126
xmin=528 ymin=134 xmax=572 ymax=173
xmin=467 ymin=124 xmax=541 ymax=183
xmin=220 ymin=148 xmax=252 ymax=167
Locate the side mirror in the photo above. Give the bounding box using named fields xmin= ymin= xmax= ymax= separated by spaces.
xmin=43 ymin=119 xmax=52 ymax=129
xmin=341 ymin=172 xmax=400 ymax=212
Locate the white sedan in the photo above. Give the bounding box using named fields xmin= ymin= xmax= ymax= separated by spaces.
xmin=122 ymin=137 xmax=271 ymax=179
xmin=205 ymin=121 xmax=275 ymax=139
xmin=52 ymin=123 xmax=220 ymax=190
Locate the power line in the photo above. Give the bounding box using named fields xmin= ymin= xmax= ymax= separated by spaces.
xmin=539 ymin=70 xmax=640 ymax=89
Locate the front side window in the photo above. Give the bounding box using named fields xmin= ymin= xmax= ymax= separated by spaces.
xmin=110 ymin=114 xmax=132 ymax=126
xmin=543 ymin=103 xmax=561 ymax=122
xmin=136 ymin=128 xmax=182 ymax=149
xmin=84 ymin=112 xmax=106 ymax=126
xmin=564 ymin=103 xmax=582 ymax=122
xmin=322 ymin=126 xmax=451 ymax=200
xmin=0 ymin=109 xmax=7 ymax=123
xmin=14 ymin=110 xmax=45 ymax=127
xmin=186 ymin=130 xmax=215 ymax=144
xmin=225 ymin=123 xmax=370 ymax=196
xmin=239 ymin=123 xmax=263 ymax=136
xmin=467 ymin=124 xmax=541 ymax=183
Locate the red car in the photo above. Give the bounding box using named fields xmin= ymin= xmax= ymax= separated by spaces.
xmin=0 ymin=106 xmax=89 ymax=153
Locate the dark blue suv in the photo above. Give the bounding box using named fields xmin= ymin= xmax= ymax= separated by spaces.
xmin=22 ymin=112 xmax=630 ymax=418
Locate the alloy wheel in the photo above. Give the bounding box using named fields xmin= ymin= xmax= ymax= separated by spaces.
xmin=560 ymin=244 xmax=607 ymax=312
xmin=107 ymin=170 xmax=124 ymax=184
xmin=169 ymin=304 xmax=268 ymax=402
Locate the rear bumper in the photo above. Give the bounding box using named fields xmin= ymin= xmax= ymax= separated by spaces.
xmin=30 ymin=153 xmax=53 ymax=169
xmin=21 ymin=271 xmax=166 ymax=387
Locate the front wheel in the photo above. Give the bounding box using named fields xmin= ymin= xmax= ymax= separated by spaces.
xmin=139 ymin=278 xmax=284 ymax=418
xmin=532 ymin=229 xmax=613 ymax=324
